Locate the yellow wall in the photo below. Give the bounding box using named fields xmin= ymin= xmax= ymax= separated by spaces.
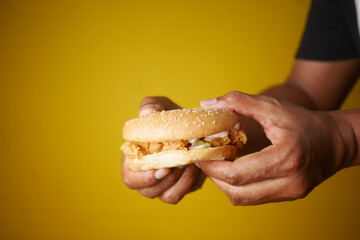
xmin=1 ymin=0 xmax=360 ymax=239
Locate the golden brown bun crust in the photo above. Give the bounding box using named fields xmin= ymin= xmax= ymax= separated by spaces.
xmin=125 ymin=145 xmax=237 ymax=171
xmin=123 ymin=108 xmax=239 ymax=142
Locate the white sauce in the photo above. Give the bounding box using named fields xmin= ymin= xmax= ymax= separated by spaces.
xmin=188 ymin=139 xmax=197 ymax=144
xmin=188 ymin=121 xmax=239 ymax=148
xmin=204 ymin=130 xmax=229 ymax=141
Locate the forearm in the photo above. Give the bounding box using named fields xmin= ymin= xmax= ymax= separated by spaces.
xmin=331 ymin=109 xmax=360 ymax=167
xmin=261 ymin=59 xmax=360 ymax=111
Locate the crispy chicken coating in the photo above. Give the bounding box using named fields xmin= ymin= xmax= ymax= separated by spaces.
xmin=162 ymin=141 xmax=187 ymax=151
xmin=121 ymin=128 xmax=246 ymax=159
xmin=204 ymin=129 xmax=247 ymax=148
xmin=121 ymin=140 xmax=187 ymax=159
xmin=207 ymin=136 xmax=231 ymax=147
xmin=229 ymin=128 xmax=247 ymax=148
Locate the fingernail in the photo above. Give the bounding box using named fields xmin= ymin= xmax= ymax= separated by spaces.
xmin=194 ymin=162 xmax=200 ymax=168
xmin=139 ymin=104 xmax=159 ymax=116
xmin=154 ymin=168 xmax=170 ymax=179
xmin=200 ymin=98 xmax=217 ymax=107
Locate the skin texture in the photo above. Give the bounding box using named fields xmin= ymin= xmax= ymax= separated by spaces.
xmin=122 ymin=58 xmax=360 ymax=205
xmin=198 ymin=91 xmax=359 ymax=205
xmin=121 ymin=97 xmax=206 ymax=204
xmin=194 ymin=58 xmax=360 ymax=205
xmin=264 ymin=59 xmax=360 ymax=110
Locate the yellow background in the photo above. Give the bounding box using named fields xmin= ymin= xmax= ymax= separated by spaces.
xmin=1 ymin=0 xmax=360 ymax=239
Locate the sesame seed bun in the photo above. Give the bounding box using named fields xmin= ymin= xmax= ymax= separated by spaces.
xmin=121 ymin=108 xmax=246 ymax=171
xmin=123 ymin=108 xmax=239 ymax=142
xmin=125 ymin=145 xmax=237 ymax=171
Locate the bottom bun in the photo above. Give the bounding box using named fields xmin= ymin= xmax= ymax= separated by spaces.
xmin=125 ymin=145 xmax=237 ymax=171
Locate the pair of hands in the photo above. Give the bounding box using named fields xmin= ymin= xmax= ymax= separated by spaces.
xmin=122 ymin=91 xmax=348 ymax=205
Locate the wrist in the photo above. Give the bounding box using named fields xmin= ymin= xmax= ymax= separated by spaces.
xmin=329 ymin=110 xmax=359 ymax=167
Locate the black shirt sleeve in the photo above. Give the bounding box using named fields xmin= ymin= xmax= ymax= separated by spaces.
xmin=296 ymin=0 xmax=360 ymax=60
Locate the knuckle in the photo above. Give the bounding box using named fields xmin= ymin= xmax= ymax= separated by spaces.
xmin=140 ymin=96 xmax=156 ymax=106
xmin=290 ymin=180 xmax=311 ymax=200
xmin=122 ymin=177 xmax=136 ymax=189
xmin=138 ymin=189 xmax=157 ymax=199
xmin=223 ymin=91 xmax=243 ymax=102
xmin=293 ymin=187 xmax=309 ymax=200
xmin=256 ymin=96 xmax=284 ymax=116
xmin=225 ymin=168 xmax=245 ymax=186
xmin=140 ymin=96 xmax=172 ymax=109
xmin=227 ymin=187 xmax=245 ymax=206
xmin=142 ymin=174 xmax=157 ymax=186
xmin=161 ymin=193 xmax=181 ymax=204
xmin=284 ymin=147 xmax=307 ymax=174
xmin=257 ymin=95 xmax=281 ymax=107
xmin=122 ymin=173 xmax=157 ymax=190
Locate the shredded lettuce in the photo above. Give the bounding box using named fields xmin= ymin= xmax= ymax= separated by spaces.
xmin=189 ymin=139 xmax=211 ymax=150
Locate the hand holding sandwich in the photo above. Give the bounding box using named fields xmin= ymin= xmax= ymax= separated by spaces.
xmin=197 ymin=91 xmax=359 ymax=205
xmin=121 ymin=97 xmax=206 ymax=204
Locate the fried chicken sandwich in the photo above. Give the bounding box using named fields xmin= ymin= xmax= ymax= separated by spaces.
xmin=121 ymin=108 xmax=247 ymax=171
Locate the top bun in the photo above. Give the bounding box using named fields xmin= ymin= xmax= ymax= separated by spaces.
xmin=123 ymin=108 xmax=239 ymax=142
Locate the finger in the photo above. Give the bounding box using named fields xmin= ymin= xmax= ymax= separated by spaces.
xmin=138 ymin=167 xmax=185 ymax=199
xmin=197 ymin=145 xmax=292 ymax=186
xmin=154 ymin=97 xmax=181 ymax=110
xmin=200 ymin=91 xmax=282 ymax=135
xmin=159 ymin=165 xmax=200 ymax=204
xmin=140 ymin=96 xmax=181 ymax=112
xmin=189 ymin=171 xmax=207 ymax=193
xmin=121 ymin=155 xmax=171 ymax=189
xmin=200 ymin=91 xmax=264 ymax=119
xmin=139 ymin=103 xmax=163 ymax=117
xmin=154 ymin=168 xmax=171 ymax=180
xmin=209 ymin=176 xmax=295 ymax=206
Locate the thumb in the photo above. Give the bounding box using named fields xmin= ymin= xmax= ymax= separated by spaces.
xmin=200 ymin=91 xmax=277 ymax=127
